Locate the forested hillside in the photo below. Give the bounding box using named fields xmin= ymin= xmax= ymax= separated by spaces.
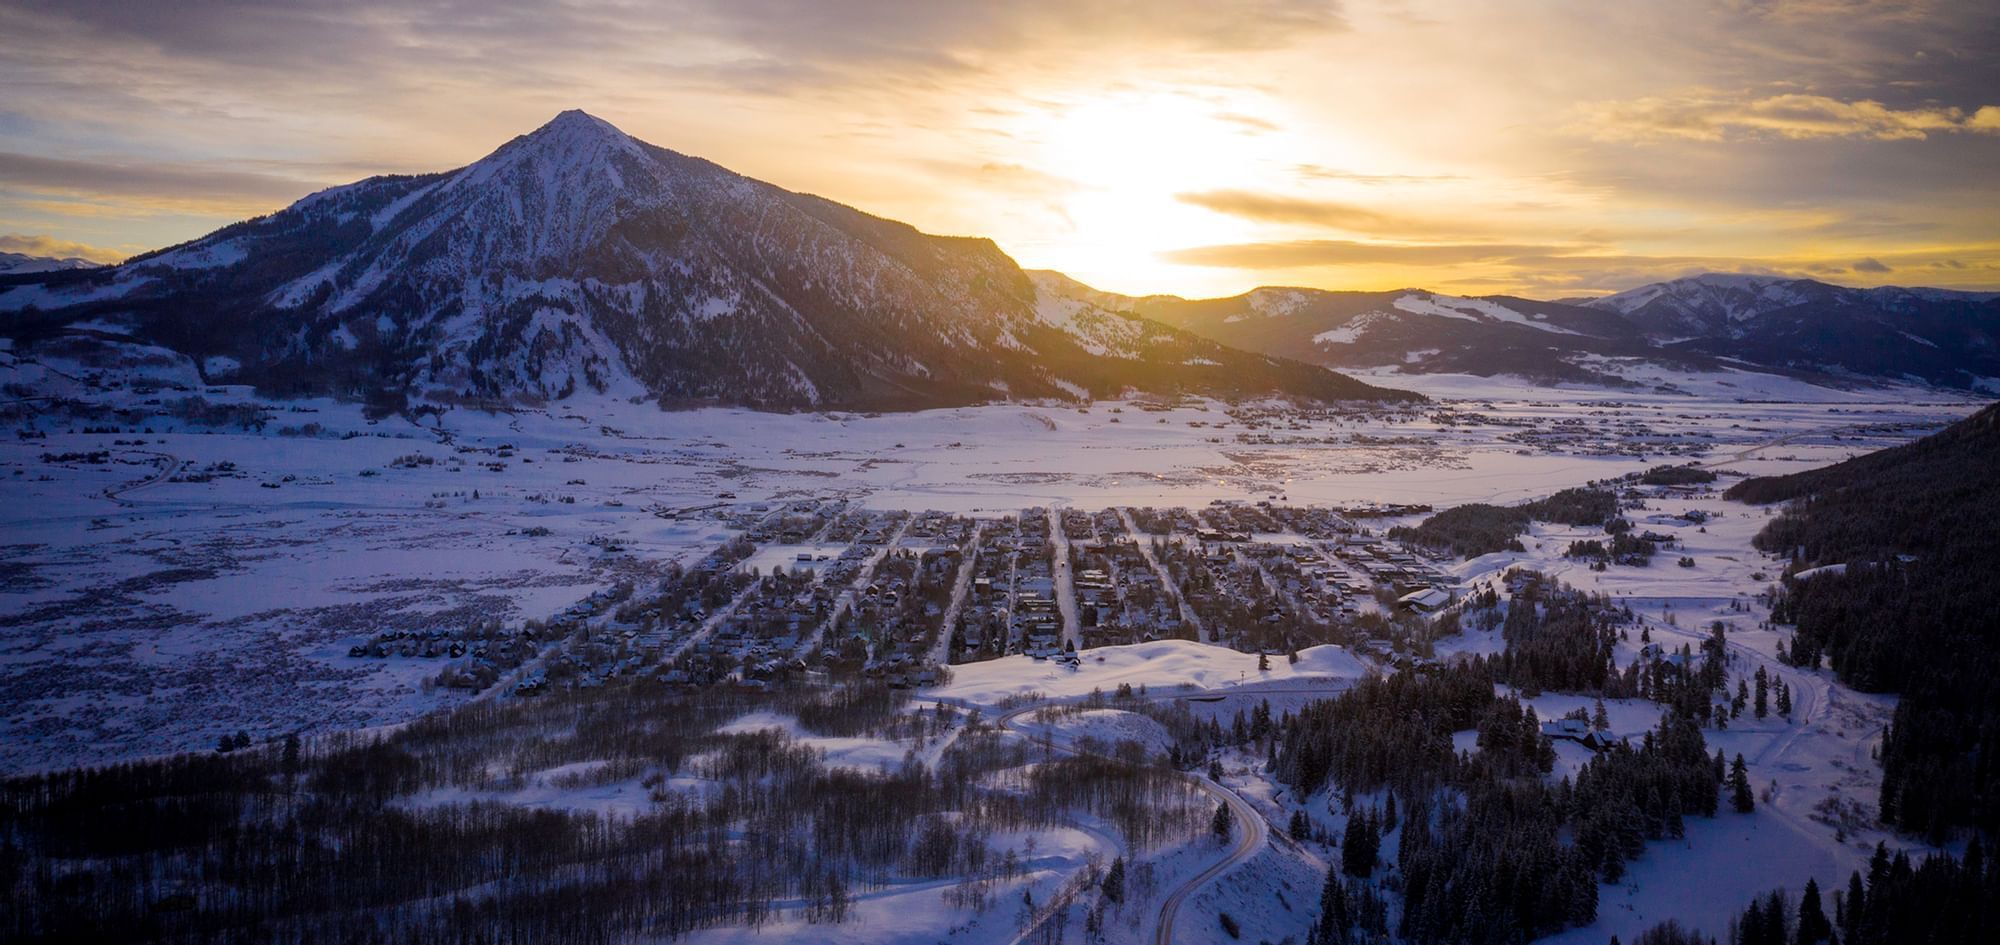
xmin=1642 ymin=840 xmax=1997 ymax=945
xmin=1 ymin=683 xmax=1204 ymax=944
xmin=1387 ymin=486 xmax=1622 ymax=558
xmin=1727 ymin=402 xmax=2000 ymax=839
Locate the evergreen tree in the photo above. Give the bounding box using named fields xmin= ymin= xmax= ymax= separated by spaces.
xmin=1593 ymin=698 xmax=1612 ymax=731
xmin=1310 ymin=865 xmax=1350 ymax=945
xmin=1101 ymin=856 xmax=1125 ymax=904
xmin=1730 ymin=754 xmax=1755 ymax=813
xmin=1795 ymin=878 xmax=1832 ymax=945
xmin=1775 ymin=681 xmax=1791 ymax=719
xmin=1212 ymin=801 xmax=1234 ymax=841
xmin=1290 ymin=809 xmax=1312 ymax=842
xmin=1755 ymin=666 xmax=1770 ymax=718
xmin=1839 ymin=871 xmax=1864 ymax=945
xmin=1341 ymin=809 xmax=1378 ymax=877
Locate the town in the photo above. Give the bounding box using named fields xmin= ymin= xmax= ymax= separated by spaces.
xmin=345 ymin=499 xmax=1477 ymax=700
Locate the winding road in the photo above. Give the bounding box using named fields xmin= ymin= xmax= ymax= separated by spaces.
xmin=101 ymin=449 xmax=184 ymax=505
xmin=1152 ymin=770 xmax=1265 ymax=945
xmin=965 ymin=679 xmax=1352 ymax=944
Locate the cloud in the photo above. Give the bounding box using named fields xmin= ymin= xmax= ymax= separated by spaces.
xmin=1485 ymin=244 xmax=2000 ymax=295
xmin=1574 ymin=91 xmax=2000 ymax=142
xmin=1177 ymin=190 xmax=1393 ymax=230
xmin=1292 ymin=165 xmax=1464 ymax=186
xmin=2 ymin=0 xmax=1994 ymax=300
xmin=1214 ymin=112 xmax=1280 ymax=133
xmin=1175 ymin=189 xmax=1681 ymax=245
xmin=1160 ymin=239 xmax=1574 ymax=269
xmin=0 ymin=1 xmax=1348 ymax=96
xmin=0 ymin=151 xmax=323 ymax=212
xmin=0 ymin=232 xmax=122 ymax=262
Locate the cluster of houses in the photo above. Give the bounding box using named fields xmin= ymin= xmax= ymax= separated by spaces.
xmin=1495 ymin=409 xmax=1705 ymax=459
xmin=954 ymin=510 xmax=1063 ymax=661
xmin=387 ymin=502 xmax=1484 ymax=699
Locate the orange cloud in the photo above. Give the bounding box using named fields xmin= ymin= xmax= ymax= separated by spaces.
xmin=1575 ymin=92 xmax=2000 ymax=142
xmin=0 ymin=233 xmax=125 ymax=263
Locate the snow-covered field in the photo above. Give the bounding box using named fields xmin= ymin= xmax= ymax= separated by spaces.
xmin=0 ymin=360 xmax=1978 ymax=771
xmin=0 ymin=355 xmax=1986 ymax=943
xmin=935 ymin=639 xmax=1365 ymax=707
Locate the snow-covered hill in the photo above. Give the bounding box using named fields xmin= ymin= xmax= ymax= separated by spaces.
xmin=1576 ymin=273 xmax=2000 ymax=388
xmin=0 ymin=111 xmax=1406 ymax=411
xmin=1036 ymin=270 xmax=2000 ymax=392
xmin=0 ymin=251 xmax=99 ymax=275
xmin=1032 ymin=273 xmax=1691 ymax=388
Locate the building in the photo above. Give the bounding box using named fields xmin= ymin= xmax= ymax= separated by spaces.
xmin=1397 ymin=587 xmax=1452 ymax=613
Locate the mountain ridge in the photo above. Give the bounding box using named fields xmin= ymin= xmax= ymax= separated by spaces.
xmin=0 ymin=111 xmax=1413 ymax=412
xmin=0 ymin=251 xmax=100 ymax=276
xmin=1033 ymin=270 xmax=2000 ymax=390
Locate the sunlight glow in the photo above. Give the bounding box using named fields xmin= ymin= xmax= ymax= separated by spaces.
xmin=1002 ymin=86 xmax=1304 ymax=296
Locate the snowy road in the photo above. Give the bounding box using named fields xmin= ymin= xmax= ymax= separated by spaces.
xmin=1155 ymin=774 xmax=1265 ymax=945
xmin=1046 ymin=506 xmax=1082 ymax=651
xmin=924 ymin=521 xmax=983 ymax=666
xmin=1118 ymin=508 xmax=1204 ymax=642
xmin=798 ymin=515 xmax=913 ymax=656
xmin=994 ymin=696 xmax=1265 ymax=945
xmin=973 ymin=679 xmax=1356 ymax=945
xmin=101 ymin=449 xmax=185 ymax=505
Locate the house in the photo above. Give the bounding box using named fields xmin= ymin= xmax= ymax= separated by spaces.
xmin=1397 ymin=587 xmax=1452 ymax=613
xmin=1540 ymin=717 xmax=1612 ymax=751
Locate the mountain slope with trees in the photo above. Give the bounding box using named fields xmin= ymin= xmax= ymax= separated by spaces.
xmin=1728 ymin=402 xmax=2000 ymax=839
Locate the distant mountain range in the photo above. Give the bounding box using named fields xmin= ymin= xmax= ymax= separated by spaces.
xmin=1037 ymin=271 xmax=2000 ymax=391
xmin=0 ymin=252 xmax=99 ymax=276
xmin=0 ymin=111 xmax=1408 ymax=411
xmin=3 ymin=111 xmax=1994 ymax=410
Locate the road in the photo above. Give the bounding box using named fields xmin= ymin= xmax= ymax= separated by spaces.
xmin=1152 ymin=767 xmax=1265 ymax=945
xmin=101 ymin=449 xmax=185 ymax=505
xmin=967 ymin=680 xmax=1355 ymax=945
xmin=1627 ymin=591 xmax=1854 ymax=865
xmin=1117 ymin=508 xmax=1205 ymax=643
xmin=1046 ymin=506 xmax=1082 ymax=651
xmin=797 ymin=515 xmax=913 ymax=656
xmin=925 ymin=522 xmax=984 ymax=666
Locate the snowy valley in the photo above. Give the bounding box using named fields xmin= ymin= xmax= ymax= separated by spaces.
xmin=3 ymin=109 xmax=1996 ymax=945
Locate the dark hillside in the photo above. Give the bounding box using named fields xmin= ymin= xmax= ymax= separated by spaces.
xmin=1728 ymin=402 xmax=2000 ymax=839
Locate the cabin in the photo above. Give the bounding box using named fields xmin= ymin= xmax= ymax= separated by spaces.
xmin=1540 ymin=717 xmax=1612 ymax=751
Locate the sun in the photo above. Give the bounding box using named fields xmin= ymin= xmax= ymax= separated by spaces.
xmin=1000 ymin=85 xmax=1300 ymax=296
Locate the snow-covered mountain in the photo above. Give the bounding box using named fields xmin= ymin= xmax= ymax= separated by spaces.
xmin=1575 ymin=273 xmax=2000 ymax=387
xmin=0 ymin=111 xmax=1406 ymax=410
xmin=1036 ymin=270 xmax=2000 ymax=390
xmin=1032 ymin=273 xmax=1686 ymax=387
xmin=0 ymin=251 xmax=99 ymax=275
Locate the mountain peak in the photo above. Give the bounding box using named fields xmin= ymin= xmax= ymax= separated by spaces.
xmin=479 ymin=109 xmax=644 ymax=173
xmin=531 ymin=109 xmax=627 ymax=141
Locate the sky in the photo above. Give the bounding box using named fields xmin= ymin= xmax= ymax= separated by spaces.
xmin=0 ymin=0 xmax=1996 ymax=299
